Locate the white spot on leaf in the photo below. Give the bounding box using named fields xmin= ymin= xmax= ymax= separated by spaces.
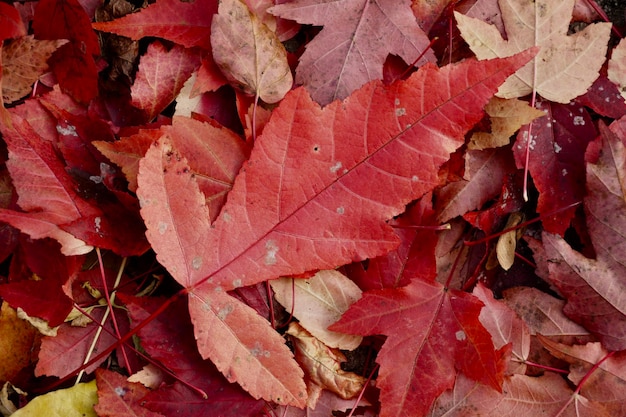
xmin=573 ymin=116 xmax=585 ymax=126
xmin=330 ymin=161 xmax=342 ymax=173
xmin=336 ymin=206 xmax=345 ymax=214
xmin=553 ymin=142 xmax=562 ymax=153
xmin=455 ymin=330 xmax=466 ymax=341
xmin=94 ymin=217 xmax=101 ymax=234
xmin=395 ymin=107 xmax=406 ymax=116
xmin=192 ymin=256 xmax=202 ymax=270
xmin=264 ymin=240 xmax=278 ymax=265
xmin=158 ymin=222 xmax=168 ymax=235
xmin=218 ymin=303 xmax=234 ymax=320
xmin=56 ymin=124 xmax=77 ymax=136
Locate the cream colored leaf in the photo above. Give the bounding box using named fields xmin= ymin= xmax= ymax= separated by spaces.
xmin=1 ymin=36 xmax=68 ymax=104
xmin=211 ymin=0 xmax=292 ymax=103
xmin=468 ymin=97 xmax=546 ymax=150
xmin=271 ymin=270 xmax=362 ymax=350
xmin=455 ymin=0 xmax=611 ymax=103
xmin=11 ymin=380 xmax=97 ymax=417
xmin=608 ymin=37 xmax=626 ymax=101
xmin=496 ymin=212 xmax=523 ymax=270
xmin=286 ymin=322 xmax=366 ymax=409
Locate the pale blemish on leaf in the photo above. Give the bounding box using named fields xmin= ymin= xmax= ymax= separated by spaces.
xmin=158 ymin=221 xmax=168 ymax=235
xmin=232 ymin=279 xmax=242 ymax=288
xmin=192 ymin=255 xmax=202 ymax=270
xmin=264 ymin=240 xmax=278 ymax=265
xmin=455 ymin=330 xmax=466 ymax=341
xmin=218 ymin=303 xmax=234 ymax=320
xmin=250 ymin=341 xmax=271 ymax=358
xmin=336 ymin=206 xmax=345 ymax=214
xmin=330 ymin=161 xmax=342 ymax=173
xmin=395 ymin=107 xmax=406 ymax=116
xmin=56 ymin=124 xmax=78 ymax=136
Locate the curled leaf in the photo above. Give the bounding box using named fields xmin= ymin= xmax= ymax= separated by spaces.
xmin=286 ymin=322 xmax=366 ymax=408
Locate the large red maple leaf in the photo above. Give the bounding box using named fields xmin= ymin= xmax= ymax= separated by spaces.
xmin=136 ymin=50 xmax=535 ymax=405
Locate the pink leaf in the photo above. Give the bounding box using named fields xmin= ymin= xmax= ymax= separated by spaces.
xmin=131 ymin=42 xmax=202 ymax=121
xmin=92 ymin=0 xmax=218 ymax=50
xmin=269 ymin=0 xmax=436 ymax=105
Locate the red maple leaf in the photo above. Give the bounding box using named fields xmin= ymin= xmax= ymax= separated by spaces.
xmin=136 ymin=50 xmax=535 ymax=405
xmin=330 ymin=277 xmax=506 ymax=417
xmin=513 ymin=99 xmax=596 ymax=235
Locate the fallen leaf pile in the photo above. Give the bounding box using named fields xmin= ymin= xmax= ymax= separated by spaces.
xmin=1 ymin=0 xmax=626 ymax=416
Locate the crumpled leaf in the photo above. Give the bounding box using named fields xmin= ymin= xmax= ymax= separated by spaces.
xmin=435 ymin=147 xmax=516 ymax=223
xmin=286 ymin=322 xmax=366 ymax=409
xmin=11 ymin=380 xmax=97 ymax=417
xmin=455 ymin=0 xmax=611 ymax=103
xmin=136 ymin=51 xmax=535 ymax=406
xmin=272 ymin=270 xmax=363 ymax=350
xmin=468 ymin=97 xmax=546 ymax=150
xmin=331 ymin=276 xmax=506 ymax=417
xmin=211 ymin=0 xmax=292 ymax=103
xmin=1 ymin=36 xmax=67 ymax=104
xmin=270 ymin=0 xmax=435 ymax=105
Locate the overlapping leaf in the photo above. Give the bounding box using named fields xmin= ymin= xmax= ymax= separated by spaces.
xmin=92 ymin=0 xmax=218 ymax=50
xmin=331 ymin=277 xmax=506 ymax=417
xmin=211 ymin=0 xmax=292 ymax=103
xmin=269 ymin=0 xmax=436 ymax=105
xmin=137 ymin=50 xmax=534 ymax=406
xmin=455 ymin=0 xmax=611 ymax=103
xmin=537 ymin=123 xmax=626 ymax=351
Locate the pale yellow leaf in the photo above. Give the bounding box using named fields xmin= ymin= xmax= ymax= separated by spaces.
xmin=455 ymin=0 xmax=611 ymax=103
xmin=468 ymin=97 xmax=546 ymax=150
xmin=496 ymin=212 xmax=523 ymax=270
xmin=608 ymin=37 xmax=626 ymax=101
xmin=271 ymin=270 xmax=362 ymax=350
xmin=211 ymin=0 xmax=292 ymax=103
xmin=11 ymin=380 xmax=97 ymax=417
